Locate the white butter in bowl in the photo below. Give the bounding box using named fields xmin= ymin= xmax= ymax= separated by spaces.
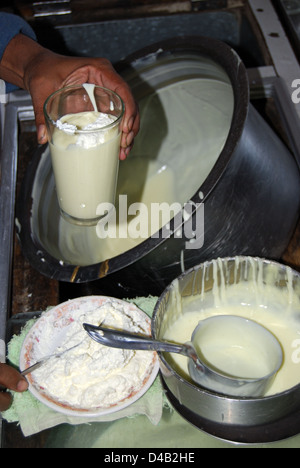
xmin=20 ymin=296 xmax=159 ymax=416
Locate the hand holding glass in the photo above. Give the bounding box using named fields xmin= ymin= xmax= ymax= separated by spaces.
xmin=44 ymin=84 xmax=124 ymax=226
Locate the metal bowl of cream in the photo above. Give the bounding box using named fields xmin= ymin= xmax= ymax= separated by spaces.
xmin=151 ymin=256 xmax=300 ymax=443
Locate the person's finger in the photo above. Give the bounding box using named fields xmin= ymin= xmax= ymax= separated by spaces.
xmin=0 ymin=365 xmax=28 ymax=412
xmin=0 ymin=392 xmax=13 ymax=412
xmin=0 ymin=364 xmax=28 ymax=393
xmin=121 ymin=130 xmax=135 ymax=149
xmin=30 ymin=86 xmax=53 ymax=144
xmin=119 ymin=144 xmax=133 ymax=161
xmin=125 ymin=116 xmax=134 ymax=134
xmin=30 ymin=94 xmax=46 ymax=144
xmin=119 ymin=148 xmax=127 ymax=161
xmin=86 ymin=61 xmax=140 ymax=137
xmin=119 ymin=93 xmax=139 ymax=138
xmin=37 ymin=124 xmax=47 ymax=145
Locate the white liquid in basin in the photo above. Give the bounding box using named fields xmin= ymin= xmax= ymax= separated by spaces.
xmin=163 ymin=260 xmax=300 ymax=396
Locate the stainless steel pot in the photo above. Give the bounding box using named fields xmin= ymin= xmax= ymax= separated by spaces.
xmin=151 ymin=256 xmax=300 ymax=444
xmin=17 ymin=37 xmax=300 ymax=296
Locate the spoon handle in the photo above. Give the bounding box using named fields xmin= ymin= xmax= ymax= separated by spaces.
xmin=21 ymin=359 xmax=46 ymax=376
xmin=83 ymin=323 xmax=184 ymax=354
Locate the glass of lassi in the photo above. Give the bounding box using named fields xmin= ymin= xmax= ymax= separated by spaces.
xmin=44 ymin=84 xmax=124 ymax=225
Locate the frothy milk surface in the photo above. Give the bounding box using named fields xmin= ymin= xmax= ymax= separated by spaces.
xmin=163 ymin=261 xmax=300 ymax=396
xmin=50 ymin=111 xmax=120 ymax=221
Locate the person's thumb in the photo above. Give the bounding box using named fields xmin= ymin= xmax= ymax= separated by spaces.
xmin=30 ymin=89 xmax=49 ymax=145
xmin=37 ymin=123 xmax=47 ymax=144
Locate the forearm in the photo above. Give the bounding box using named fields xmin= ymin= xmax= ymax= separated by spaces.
xmin=0 ymin=22 xmax=139 ymax=153
xmin=0 ymin=34 xmax=48 ymax=90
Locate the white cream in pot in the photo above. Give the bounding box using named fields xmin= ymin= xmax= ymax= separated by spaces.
xmin=30 ymin=300 xmax=154 ymax=409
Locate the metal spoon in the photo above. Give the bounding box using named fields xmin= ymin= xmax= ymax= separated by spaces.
xmin=20 ymin=342 xmax=82 ymax=376
xmin=0 ymin=344 xmax=82 ymax=394
xmin=83 ymin=316 xmax=283 ymax=398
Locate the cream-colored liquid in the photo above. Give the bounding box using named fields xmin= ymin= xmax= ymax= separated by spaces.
xmin=193 ymin=317 xmax=276 ymax=379
xmin=200 ymin=342 xmax=270 ymax=379
xmin=53 ymin=77 xmax=234 ymax=264
xmin=56 ymin=158 xmax=178 ymax=264
xmin=163 ymin=267 xmax=300 ymax=396
xmin=50 ymin=111 xmax=120 ymax=221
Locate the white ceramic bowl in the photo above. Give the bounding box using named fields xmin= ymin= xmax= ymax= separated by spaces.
xmin=20 ymin=296 xmax=159 ymax=417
